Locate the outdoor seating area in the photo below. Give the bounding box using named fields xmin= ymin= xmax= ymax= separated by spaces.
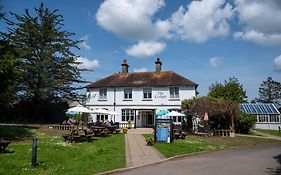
xmin=63 ymin=128 xmax=93 ymax=143
xmin=0 ymin=138 xmax=10 ymax=153
xmin=173 ymin=125 xmax=187 ymax=139
xmin=59 ymin=120 xmax=122 ymax=143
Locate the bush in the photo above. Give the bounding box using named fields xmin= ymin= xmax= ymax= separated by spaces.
xmin=235 ymin=112 xmax=257 ymax=134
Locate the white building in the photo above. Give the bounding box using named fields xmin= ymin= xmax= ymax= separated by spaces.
xmin=85 ymin=58 xmax=198 ymax=128
xmin=240 ymin=103 xmax=281 ymax=130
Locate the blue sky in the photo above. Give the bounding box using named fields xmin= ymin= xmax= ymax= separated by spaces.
xmin=1 ymin=0 xmax=281 ymax=101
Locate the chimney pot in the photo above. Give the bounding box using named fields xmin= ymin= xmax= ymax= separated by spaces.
xmin=155 ymin=57 xmax=162 ymax=73
xmin=121 ymin=59 xmax=129 ymax=73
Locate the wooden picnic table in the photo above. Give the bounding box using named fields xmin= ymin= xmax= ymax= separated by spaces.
xmin=0 ymin=139 xmax=11 ymax=153
xmin=63 ymin=128 xmax=93 ymax=143
xmin=90 ymin=126 xmax=107 ymax=137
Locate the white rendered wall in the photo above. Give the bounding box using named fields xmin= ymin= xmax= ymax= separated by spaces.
xmin=86 ymin=86 xmax=196 ymax=123
xmin=255 ymin=123 xmax=281 ymax=130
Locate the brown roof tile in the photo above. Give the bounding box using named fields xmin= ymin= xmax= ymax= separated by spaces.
xmin=86 ymin=71 xmax=198 ymax=88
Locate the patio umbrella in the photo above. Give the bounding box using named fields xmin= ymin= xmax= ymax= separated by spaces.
xmin=91 ymin=108 xmax=111 ymax=115
xmin=156 ymin=109 xmax=169 ymax=116
xmin=67 ymin=105 xmax=92 ymax=113
xmin=107 ymin=111 xmax=121 ymax=115
xmin=107 ymin=110 xmax=121 ymax=122
xmin=164 ymin=111 xmax=186 ymax=117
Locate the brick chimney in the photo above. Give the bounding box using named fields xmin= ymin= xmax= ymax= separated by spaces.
xmin=121 ymin=59 xmax=129 ymax=73
xmin=155 ymin=57 xmax=162 ymax=73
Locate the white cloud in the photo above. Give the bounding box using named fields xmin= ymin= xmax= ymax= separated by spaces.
xmin=133 ymin=67 xmax=148 ymax=72
xmin=209 ymin=57 xmax=223 ymax=68
xmin=96 ymin=0 xmax=166 ymax=41
xmin=235 ymin=0 xmax=281 ymax=46
xmin=274 ymin=55 xmax=281 ymax=71
xmin=234 ymin=31 xmax=281 ymax=46
xmin=126 ymin=41 xmax=166 ymax=58
xmin=76 ymin=57 xmax=100 ymax=69
xmin=169 ymin=0 xmax=234 ymax=43
xmin=79 ymin=35 xmax=91 ymax=50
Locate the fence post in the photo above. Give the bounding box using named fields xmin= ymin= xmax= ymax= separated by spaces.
xmin=31 ymin=137 xmax=38 ymax=168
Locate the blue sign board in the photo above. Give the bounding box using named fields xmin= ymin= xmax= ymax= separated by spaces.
xmin=155 ymin=118 xmax=173 ymax=143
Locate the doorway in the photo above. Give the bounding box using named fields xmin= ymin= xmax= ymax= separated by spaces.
xmin=140 ymin=110 xmax=154 ymax=127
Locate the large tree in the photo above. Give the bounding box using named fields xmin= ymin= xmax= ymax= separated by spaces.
xmin=208 ymin=77 xmax=247 ymax=103
xmin=258 ymin=77 xmax=281 ymax=105
xmin=3 ymin=3 xmax=85 ymax=121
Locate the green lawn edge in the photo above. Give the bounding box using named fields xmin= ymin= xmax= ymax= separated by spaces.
xmin=0 ymin=126 xmax=125 ymax=175
xmin=143 ymin=133 xmax=281 ymax=158
xmin=257 ymin=129 xmax=281 ymax=137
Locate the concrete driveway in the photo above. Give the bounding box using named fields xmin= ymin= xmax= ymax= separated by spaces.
xmin=112 ymin=144 xmax=281 ymax=175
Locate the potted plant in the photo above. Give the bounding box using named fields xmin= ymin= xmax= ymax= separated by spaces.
xmin=127 ymin=119 xmax=132 ymax=129
xmin=145 ymin=137 xmax=153 ymax=146
xmin=122 ymin=127 xmax=128 ymax=134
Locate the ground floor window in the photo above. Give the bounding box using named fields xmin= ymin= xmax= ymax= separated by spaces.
xmin=270 ymin=115 xmax=280 ymax=123
xmin=97 ymin=114 xmax=108 ymax=122
xmin=122 ymin=109 xmax=134 ymax=121
xmin=257 ymin=114 xmax=268 ymax=123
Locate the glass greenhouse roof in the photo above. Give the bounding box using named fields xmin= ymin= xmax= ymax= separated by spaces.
xmin=240 ymin=103 xmax=280 ymax=114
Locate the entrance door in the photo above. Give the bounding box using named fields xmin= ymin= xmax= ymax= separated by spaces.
xmin=141 ymin=111 xmax=154 ymax=127
xmin=147 ymin=113 xmax=153 ymax=126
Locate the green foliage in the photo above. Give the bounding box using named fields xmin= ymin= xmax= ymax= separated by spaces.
xmin=182 ymin=96 xmax=239 ymax=130
xmin=1 ymin=3 xmax=86 ymax=122
xmin=258 ymin=77 xmax=281 ymax=105
xmin=0 ymin=40 xmax=20 ymax=121
xmin=208 ymin=77 xmax=247 ymax=103
xmin=235 ymin=112 xmax=257 ymax=134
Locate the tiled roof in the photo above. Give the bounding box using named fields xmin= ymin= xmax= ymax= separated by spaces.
xmin=86 ymin=71 xmax=197 ymax=88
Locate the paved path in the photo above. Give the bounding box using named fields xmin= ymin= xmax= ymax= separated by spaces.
xmin=114 ymin=144 xmax=281 ymax=175
xmin=125 ymin=128 xmax=164 ymax=167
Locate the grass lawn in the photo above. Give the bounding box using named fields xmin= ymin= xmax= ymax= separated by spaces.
xmin=0 ymin=126 xmax=125 ymax=175
xmin=257 ymin=129 xmax=281 ymax=137
xmin=144 ymin=134 xmax=281 ymax=158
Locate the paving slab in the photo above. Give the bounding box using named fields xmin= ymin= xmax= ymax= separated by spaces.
xmin=125 ymin=128 xmax=164 ymax=167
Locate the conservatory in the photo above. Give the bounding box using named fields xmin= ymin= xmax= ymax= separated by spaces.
xmin=240 ymin=103 xmax=281 ymax=130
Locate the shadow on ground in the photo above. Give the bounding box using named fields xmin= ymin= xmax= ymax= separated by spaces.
xmin=0 ymin=126 xmax=35 ymax=141
xmin=266 ymin=154 xmax=281 ymax=175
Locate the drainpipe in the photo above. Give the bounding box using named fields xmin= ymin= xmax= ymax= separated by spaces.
xmin=113 ymin=88 xmax=116 ymax=122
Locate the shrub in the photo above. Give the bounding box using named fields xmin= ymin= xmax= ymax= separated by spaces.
xmin=122 ymin=128 xmax=128 ymax=134
xmin=145 ymin=137 xmax=153 ymax=146
xmin=235 ymin=112 xmax=257 ymax=134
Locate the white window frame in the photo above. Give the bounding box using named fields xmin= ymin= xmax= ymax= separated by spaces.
xmin=143 ymin=88 xmax=152 ymax=100
xmin=99 ymin=88 xmax=107 ymax=100
xmin=170 ymin=87 xmax=179 ymax=99
xmin=269 ymin=114 xmax=280 ymax=123
xmin=124 ymin=88 xmax=132 ymax=100
xmin=122 ymin=109 xmax=134 ymax=121
xmin=258 ymin=114 xmax=268 ymax=123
